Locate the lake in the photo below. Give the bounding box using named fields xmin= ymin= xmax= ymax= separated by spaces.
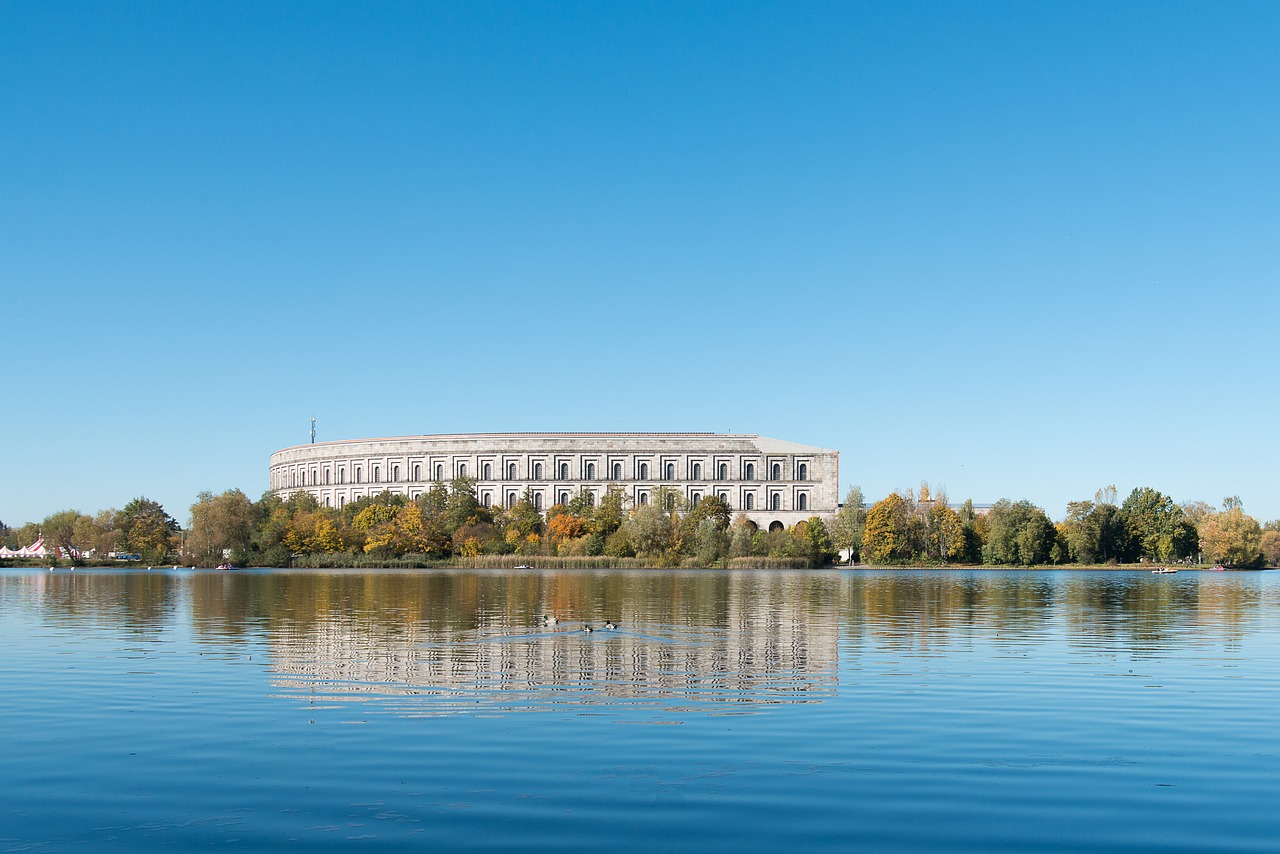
xmin=1 ymin=567 xmax=1277 ymax=851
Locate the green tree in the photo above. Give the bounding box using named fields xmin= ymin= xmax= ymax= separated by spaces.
xmin=622 ymin=502 xmax=675 ymax=559
xmin=444 ymin=477 xmax=482 ymax=532
xmin=10 ymin=521 xmax=41 ymax=551
xmin=1122 ymin=487 xmax=1189 ymax=561
xmin=413 ymin=483 xmax=449 ymax=520
xmin=692 ymin=517 xmax=729 ymax=565
xmin=189 ymin=489 xmax=256 ymax=564
xmin=40 ymin=510 xmax=87 ymax=557
xmin=955 ymin=500 xmax=986 ymax=564
xmin=680 ymin=494 xmax=730 ymax=553
xmin=983 ymin=499 xmax=1054 ymax=565
xmin=1062 ymin=489 xmax=1131 ymax=564
xmin=592 ymin=486 xmax=629 ymax=537
xmin=927 ymin=504 xmax=965 ymax=562
xmin=729 ymin=514 xmax=756 ymax=558
xmin=72 ymin=513 xmax=100 ymax=556
xmin=792 ymin=517 xmax=837 ymax=566
xmin=117 ymin=497 xmax=179 ymax=562
xmin=829 ymin=486 xmax=867 ymax=563
xmin=507 ymin=489 xmax=543 ymax=538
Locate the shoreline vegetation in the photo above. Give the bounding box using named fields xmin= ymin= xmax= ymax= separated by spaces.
xmin=4 ymin=481 xmax=1278 ymax=571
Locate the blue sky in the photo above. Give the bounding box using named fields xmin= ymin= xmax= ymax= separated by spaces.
xmin=3 ymin=0 xmax=1277 ymax=527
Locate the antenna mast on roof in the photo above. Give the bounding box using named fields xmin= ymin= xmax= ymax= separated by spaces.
xmin=310 ymin=415 xmax=316 ymax=444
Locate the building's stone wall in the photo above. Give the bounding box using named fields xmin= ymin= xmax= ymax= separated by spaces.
xmin=269 ymin=432 xmax=839 ymax=530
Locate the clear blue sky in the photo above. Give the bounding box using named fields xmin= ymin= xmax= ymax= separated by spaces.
xmin=3 ymin=0 xmax=1277 ymax=527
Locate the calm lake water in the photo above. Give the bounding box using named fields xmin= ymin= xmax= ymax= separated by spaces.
xmin=2 ymin=567 xmax=1278 ymax=852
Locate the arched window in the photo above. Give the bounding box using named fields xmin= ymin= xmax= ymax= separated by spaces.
xmin=339 ymin=469 xmax=346 ymax=484
xmin=718 ymin=463 xmax=727 ymax=481
xmin=533 ymin=493 xmax=543 ymax=510
xmin=559 ymin=492 xmax=569 ymax=506
xmin=393 ymin=465 xmax=400 ymax=482
xmin=482 ymin=492 xmax=491 ymax=507
xmin=692 ymin=494 xmax=700 ymax=507
xmin=508 ymin=463 xmax=517 ymax=480
xmin=324 ymin=495 xmax=330 ymax=507
xmin=665 ymin=463 xmax=675 ymax=480
xmin=745 ymin=494 xmax=754 ymax=510
xmin=459 ymin=463 xmax=467 ymax=478
xmin=324 ymin=470 xmax=330 ymax=485
xmin=639 ymin=463 xmax=649 ymax=480
xmin=338 ymin=495 xmax=345 ymax=508
xmin=534 ymin=463 xmax=543 ymax=480
xmin=300 ymin=470 xmax=306 ymax=486
xmin=586 ymin=492 xmax=595 ymax=506
xmin=692 ymin=463 xmax=701 ymax=480
xmin=745 ymin=463 xmax=755 ymax=481
xmin=508 ymin=492 xmax=517 ymax=507
xmin=355 ymin=467 xmax=362 ymax=483
xmin=613 ymin=463 xmax=622 ymax=480
xmin=435 ymin=464 xmax=443 ymax=481
xmin=798 ymin=494 xmax=808 ymax=511
xmin=771 ymin=463 xmax=781 ymax=481
xmin=373 ymin=466 xmax=381 ymax=483
xmin=770 ymin=493 xmax=781 ymax=511
xmin=586 ymin=463 xmax=595 ymax=480
xmin=413 ymin=464 xmax=421 ymax=481
xmin=639 ymin=492 xmax=648 ymax=505
xmin=483 ymin=463 xmax=491 ymax=480
xmin=798 ymin=463 xmax=807 ymax=481
xmin=719 ymin=491 xmax=729 ymax=507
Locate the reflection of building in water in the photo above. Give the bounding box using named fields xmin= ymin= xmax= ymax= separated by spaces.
xmin=268 ymin=600 xmax=839 ymax=712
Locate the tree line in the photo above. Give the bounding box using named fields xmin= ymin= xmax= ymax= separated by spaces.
xmin=4 ymin=481 xmax=1277 ymax=568
xmin=828 ymin=484 xmax=1280 ymax=568
xmin=1 ymin=480 xmax=836 ymax=568
xmin=1 ymin=497 xmax=179 ymax=562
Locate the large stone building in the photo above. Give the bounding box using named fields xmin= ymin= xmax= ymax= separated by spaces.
xmin=269 ymin=432 xmax=838 ymax=530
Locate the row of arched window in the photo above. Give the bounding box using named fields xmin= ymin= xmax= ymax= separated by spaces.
xmin=318 ymin=487 xmax=809 ymax=514
xmin=284 ymin=460 xmax=809 ymax=490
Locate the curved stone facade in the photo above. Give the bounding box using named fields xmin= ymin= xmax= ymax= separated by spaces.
xmin=269 ymin=432 xmax=838 ymax=530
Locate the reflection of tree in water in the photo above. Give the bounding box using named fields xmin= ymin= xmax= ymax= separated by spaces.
xmin=838 ymin=571 xmax=1259 ymax=652
xmin=8 ymin=570 xmax=180 ymax=634
xmin=841 ymin=573 xmax=1059 ymax=651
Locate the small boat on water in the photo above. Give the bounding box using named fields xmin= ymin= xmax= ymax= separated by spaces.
xmin=515 ymin=564 xmax=533 ymax=570
xmin=216 ymin=563 xmax=238 ymax=571
xmin=1152 ymin=567 xmax=1177 ymax=574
